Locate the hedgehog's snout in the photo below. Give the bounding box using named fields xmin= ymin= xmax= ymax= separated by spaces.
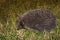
xmin=17 ymin=21 xmax=25 ymax=30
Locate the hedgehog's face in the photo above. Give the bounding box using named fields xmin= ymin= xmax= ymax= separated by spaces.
xmin=16 ymin=16 xmax=23 ymax=30
xmin=17 ymin=21 xmax=24 ymax=30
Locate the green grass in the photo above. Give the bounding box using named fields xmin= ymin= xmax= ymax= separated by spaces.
xmin=0 ymin=0 xmax=60 ymax=40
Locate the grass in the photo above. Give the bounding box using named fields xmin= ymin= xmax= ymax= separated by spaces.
xmin=0 ymin=0 xmax=60 ymax=40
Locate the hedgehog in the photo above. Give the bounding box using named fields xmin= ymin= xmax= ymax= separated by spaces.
xmin=17 ymin=9 xmax=56 ymax=32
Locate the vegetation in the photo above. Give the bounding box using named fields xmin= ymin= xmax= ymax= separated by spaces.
xmin=0 ymin=0 xmax=60 ymax=40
